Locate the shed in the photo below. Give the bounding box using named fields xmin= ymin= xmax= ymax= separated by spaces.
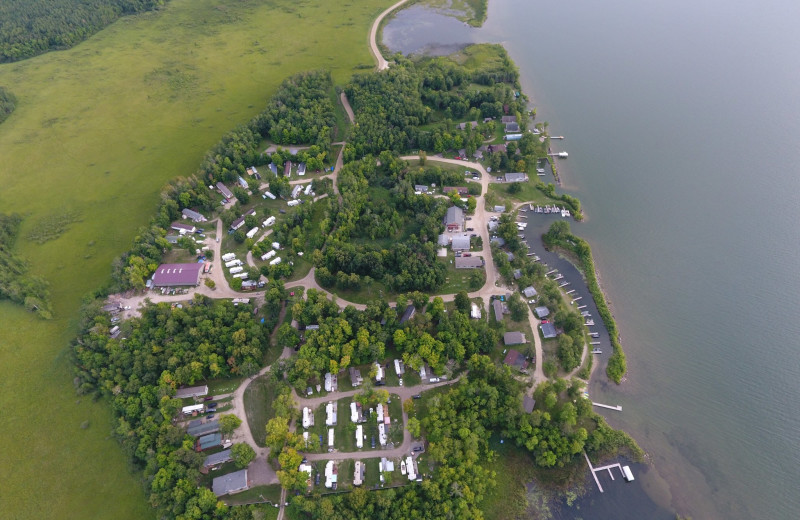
xmin=470 ymin=303 xmax=481 ymax=319
xmin=540 ymin=322 xmax=558 ymax=339
xmin=212 ymin=469 xmax=249 ymax=496
xmin=522 ymin=286 xmax=538 ymax=298
xmin=534 ymin=306 xmax=550 ymax=319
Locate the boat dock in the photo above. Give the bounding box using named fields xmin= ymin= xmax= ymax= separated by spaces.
xmin=592 ymin=402 xmax=622 ymax=411
xmin=566 ymin=289 xmax=576 ymax=294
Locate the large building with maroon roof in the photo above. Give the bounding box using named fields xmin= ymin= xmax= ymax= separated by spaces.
xmin=151 ymin=263 xmax=203 ymax=287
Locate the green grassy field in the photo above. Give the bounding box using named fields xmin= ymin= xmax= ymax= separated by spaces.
xmin=0 ymin=0 xmax=396 ymax=518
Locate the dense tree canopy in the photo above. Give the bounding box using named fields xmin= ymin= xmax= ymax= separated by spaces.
xmin=0 ymin=86 xmax=16 ymax=124
xmin=0 ymin=0 xmax=167 ymax=62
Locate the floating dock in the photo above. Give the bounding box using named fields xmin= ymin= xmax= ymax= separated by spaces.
xmin=592 ymin=402 xmax=622 ymax=411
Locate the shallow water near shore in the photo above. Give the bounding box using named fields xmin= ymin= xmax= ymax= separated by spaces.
xmin=387 ymin=1 xmax=800 ymax=519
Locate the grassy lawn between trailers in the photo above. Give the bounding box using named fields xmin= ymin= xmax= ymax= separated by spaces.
xmin=0 ymin=0 xmax=400 ymax=517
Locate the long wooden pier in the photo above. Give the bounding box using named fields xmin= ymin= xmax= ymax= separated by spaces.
xmin=592 ymin=402 xmax=622 ymax=411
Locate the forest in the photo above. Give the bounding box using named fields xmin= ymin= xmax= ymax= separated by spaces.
xmin=0 ymin=0 xmax=166 ymax=62
xmin=0 ymin=213 xmax=53 ymax=318
xmin=72 ymin=294 xmax=279 ymax=519
xmin=0 ymin=86 xmax=16 ymax=124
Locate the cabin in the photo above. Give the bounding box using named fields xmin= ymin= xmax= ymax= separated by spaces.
xmin=501 ymin=115 xmax=517 ymax=124
xmin=534 ymin=306 xmax=550 ymax=319
xmin=456 ymin=121 xmax=478 ymax=130
xmin=493 ymin=299 xmax=507 ymax=322
xmin=504 ymin=172 xmax=528 ymax=183
xmin=505 ymin=122 xmax=521 ymax=133
xmin=350 ymin=401 xmax=364 ymax=423
xmin=394 ymin=359 xmax=405 ymax=376
xmin=522 ymin=286 xmax=538 ymax=299
xmin=374 ymin=362 xmax=384 ymax=383
xmin=503 ymin=349 xmax=529 ymax=370
xmin=187 ymin=420 xmax=219 ymax=437
xmin=523 ymin=395 xmax=536 ymax=414
xmin=493 ymin=205 xmax=506 ymax=213
xmin=540 ymin=322 xmax=558 ymax=339
xmin=504 ymin=331 xmax=527 ymax=346
xmin=302 ymin=407 xmax=313 ymax=429
xmin=216 ymin=182 xmax=234 ymax=200
xmin=328 ymin=428 xmax=334 ymax=449
xmin=284 ymin=161 xmax=292 ymax=177
xmin=237 ymin=176 xmax=248 ymax=189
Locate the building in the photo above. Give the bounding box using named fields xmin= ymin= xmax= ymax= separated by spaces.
xmin=489 ymin=236 xmax=505 ymax=246
xmin=102 ymin=302 xmax=123 ymax=314
xmin=451 ymin=235 xmax=471 ymax=251
xmin=350 ymin=401 xmax=363 ymax=423
xmin=230 ymin=209 xmax=256 ymax=231
xmin=374 ymin=362 xmax=384 ymax=383
xmin=394 ymin=359 xmax=405 ymax=376
xmin=182 ymin=208 xmax=207 ymax=222
xmin=212 ymin=469 xmax=249 ymax=496
xmin=203 ymin=449 xmax=232 ymax=470
xmin=456 ymin=121 xmax=478 ymax=130
xmin=501 ymin=115 xmax=517 ymax=124
xmin=503 ymin=349 xmax=529 ymax=370
xmin=506 ymin=252 xmax=515 ymax=262
xmin=326 ymin=401 xmax=337 ymax=426
xmin=302 ymin=407 xmax=314 ymax=429
xmin=523 ymin=395 xmax=536 ymax=414
xmin=493 ymin=299 xmax=507 ymax=322
xmin=349 ymin=367 xmax=363 ymax=387
xmin=493 ymin=205 xmax=506 ymax=213
xmin=540 ymin=322 xmax=557 ymax=339
xmin=534 ymin=306 xmax=550 ymax=319
xmin=437 ymin=233 xmax=450 ymax=247
xmin=487 ymin=143 xmax=507 ymax=154
xmin=269 ymin=163 xmax=278 ymax=175
xmin=297 ymin=163 xmax=306 ymax=176
xmin=406 ymin=456 xmax=417 ymax=480
xmin=356 ymin=425 xmax=363 ymax=449
xmin=443 ymin=186 xmax=469 ymax=196
xmin=237 ymin=176 xmax=249 ymax=189
xmin=414 ymin=184 xmax=429 ymax=194
xmin=399 ymin=305 xmax=416 ymax=324
xmin=522 ymin=286 xmax=538 ymax=298
xmin=151 ymin=263 xmax=202 ymax=287
xmin=455 ymin=256 xmax=484 ymax=269
xmin=504 ymin=172 xmax=529 ymax=183
xmin=325 ymin=461 xmax=338 ymax=489
xmin=443 ymin=206 xmax=464 ymax=232
xmin=284 ymin=161 xmax=292 ymax=177
xmin=504 ymin=331 xmax=527 ymax=346
xmin=216 ymin=182 xmax=234 ymax=200
xmin=505 ymin=122 xmax=521 ymax=133
xmin=473 ymin=149 xmax=484 ymax=160
xmin=470 ymin=303 xmax=481 ymax=319
xmin=196 ymin=433 xmax=223 ymax=451
xmin=513 ymin=269 xmax=522 ymax=280
xmin=171 ymin=222 xmax=196 ymax=234
xmin=353 ymin=461 xmax=364 ymax=486
xmin=324 ymin=372 xmax=336 ymax=392
xmin=187 ymin=420 xmax=220 ymax=437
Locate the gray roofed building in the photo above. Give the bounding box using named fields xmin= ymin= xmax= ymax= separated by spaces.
xmin=102 ymin=302 xmax=123 ymax=314
xmin=540 ymin=322 xmax=557 ymax=339
xmin=175 ymin=385 xmax=209 ymax=399
xmin=489 ymin=235 xmax=504 ymax=246
xmin=216 ymin=182 xmax=234 ymax=200
xmin=451 ymin=235 xmax=471 ymax=251
xmin=523 ymin=395 xmax=536 ymax=413
xmin=458 ymin=148 xmax=467 ymax=157
xmin=501 ymin=115 xmax=517 ymax=124
xmin=212 ymin=469 xmax=249 ymax=496
xmin=166 ymin=235 xmax=179 ymax=244
xmin=187 ymin=420 xmax=220 ymax=437
xmin=237 ymin=176 xmax=248 ymax=189
xmin=488 ymin=143 xmax=507 ymax=154
xmin=473 ymin=150 xmax=484 ymax=160
xmin=534 ymin=306 xmax=550 ymax=319
xmin=494 ymin=205 xmax=506 ymax=213
xmin=504 ymin=331 xmax=527 ymax=346
xmin=182 ymin=208 xmax=207 ymax=222
xmin=493 ymin=299 xmax=506 ymax=321
xmin=196 ymin=433 xmax=223 ymax=451
xmin=269 ymin=163 xmax=278 ymax=175
xmin=349 ymin=367 xmax=363 ymax=387
xmin=504 ymin=172 xmax=528 ymax=183
xmin=298 ymin=163 xmax=306 ymax=176
xmin=505 ymin=122 xmax=521 ymax=133
xmin=437 ymin=233 xmax=450 ymax=247
xmin=457 ymin=121 xmax=478 ymax=130
xmin=513 ymin=269 xmax=522 ymax=280
xmin=203 ymin=449 xmax=232 ymax=469
xmin=230 ymin=209 xmax=256 ymax=231
xmin=399 ymin=305 xmax=416 ymax=324
xmin=522 ymin=286 xmax=538 ymax=298
xmin=455 ymin=256 xmax=484 ymax=269
xmin=414 ymin=185 xmax=429 ymax=193
xmin=488 ymin=221 xmax=499 ymax=232
xmin=506 ymin=252 xmax=515 ymax=262
xmin=151 ymin=263 xmax=203 ymax=287
xmin=444 ymin=206 xmax=464 ymax=232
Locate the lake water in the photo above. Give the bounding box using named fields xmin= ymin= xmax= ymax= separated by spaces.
xmin=386 ymin=1 xmax=800 ymax=519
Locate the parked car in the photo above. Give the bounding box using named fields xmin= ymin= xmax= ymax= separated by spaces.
xmin=463 ymin=253 xmax=471 ymax=257
xmin=203 ymin=396 xmax=214 ymax=401
xmin=413 ymin=446 xmax=424 ymax=452
xmin=371 ymin=436 xmax=376 ymax=449
xmin=429 ymin=378 xmax=440 ymax=383
xmin=412 ymin=394 xmax=422 ymax=399
xmin=466 ymin=227 xmax=474 ymax=231
xmin=206 ymin=413 xmax=215 ymax=419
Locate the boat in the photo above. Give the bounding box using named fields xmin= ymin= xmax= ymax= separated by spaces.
xmin=536 ymin=168 xmax=545 ymax=173
xmin=585 ymin=319 xmax=595 ymax=326
xmin=591 ymin=349 xmax=602 ymax=355
xmin=557 ymin=151 xmax=569 ymax=158
xmin=401 ymin=461 xmax=407 ymax=475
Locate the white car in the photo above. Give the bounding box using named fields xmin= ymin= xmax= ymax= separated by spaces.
xmin=399 ymin=378 xmax=403 ymax=386
xmin=429 ymin=378 xmax=440 ymax=383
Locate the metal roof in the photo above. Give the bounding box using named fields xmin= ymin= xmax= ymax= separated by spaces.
xmin=504 ymin=172 xmax=528 ymax=183
xmin=540 ymin=322 xmax=557 ymax=338
xmin=534 ymin=306 xmax=550 ymax=318
xmin=203 ymin=449 xmax=232 ymax=468
xmin=455 ymin=256 xmax=483 ymax=268
xmin=151 ymin=263 xmax=202 ymax=287
xmin=522 ymin=286 xmax=538 ymax=298
xmin=188 ymin=420 xmax=220 ymax=437
xmin=451 ymin=236 xmax=471 ymax=251
xmin=212 ymin=469 xmax=248 ymax=496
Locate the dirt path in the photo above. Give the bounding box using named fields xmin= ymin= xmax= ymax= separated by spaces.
xmin=340 ymin=92 xmax=355 ymax=124
xmin=369 ymin=0 xmax=409 ymax=70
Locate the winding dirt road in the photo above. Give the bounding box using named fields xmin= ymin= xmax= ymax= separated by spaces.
xmin=369 ymin=0 xmax=409 ymax=70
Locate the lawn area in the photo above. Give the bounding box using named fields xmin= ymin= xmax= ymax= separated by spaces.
xmin=436 ymin=252 xmax=484 ymax=294
xmin=224 ymin=484 xmax=283 ymax=508
xmin=243 ymin=375 xmax=281 ymax=447
xmin=480 ymin=437 xmax=540 ymax=520
xmin=208 ymin=377 xmax=246 ymax=396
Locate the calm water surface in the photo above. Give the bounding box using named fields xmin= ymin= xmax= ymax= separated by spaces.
xmin=387 ymin=1 xmax=800 ymax=518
